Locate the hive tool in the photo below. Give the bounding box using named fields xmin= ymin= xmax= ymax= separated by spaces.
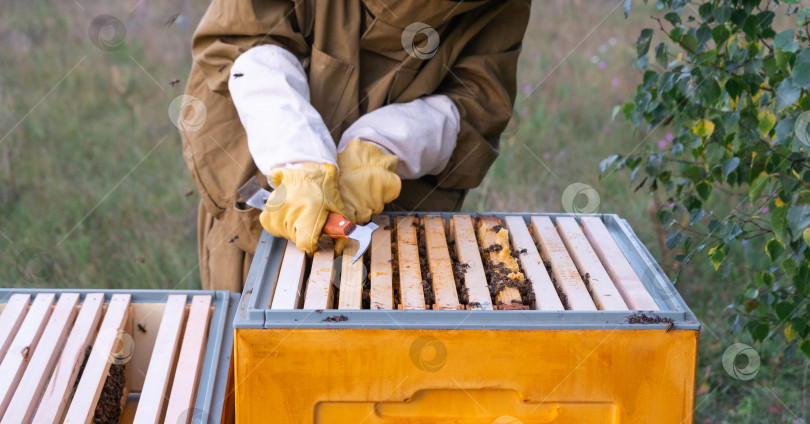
xmin=238 ymin=176 xmax=378 ymax=263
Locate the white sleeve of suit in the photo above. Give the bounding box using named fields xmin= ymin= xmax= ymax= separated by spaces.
xmin=228 ymin=44 xmax=336 ymax=175
xmin=338 ymin=95 xmax=460 ymax=180
xmin=229 ymin=44 xmax=461 ymax=180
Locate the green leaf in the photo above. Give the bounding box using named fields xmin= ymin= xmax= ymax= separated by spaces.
xmin=710 ymin=246 xmax=725 ymax=270
xmin=766 ymin=238 xmax=785 ymax=261
xmin=771 ymin=206 xmax=789 ymax=243
xmin=800 ymin=339 xmax=810 ymax=359
xmin=611 ymin=105 xmax=621 ymax=121
xmin=803 ymin=227 xmax=810 ymax=247
xmin=775 ymin=117 xmax=796 ymax=144
xmin=664 ymin=12 xmax=681 ymax=26
xmin=792 ymin=63 xmax=810 ymax=88
xmin=681 ymin=34 xmax=699 ymax=52
xmin=751 ymin=323 xmax=769 ymax=342
xmin=749 ymin=175 xmax=769 ymax=203
xmin=788 ymin=205 xmax=810 ymax=240
xmin=722 ymin=157 xmax=740 ymax=181
xmin=775 ymin=78 xmax=801 ymax=111
xmin=774 ymin=29 xmax=799 ymax=53
xmin=696 ymin=180 xmax=712 ymax=200
xmin=782 ymin=257 xmax=798 ymax=276
xmin=712 ymin=25 xmax=730 ymax=47
xmin=637 ymin=28 xmax=654 ymax=57
xmin=757 ymin=111 xmax=776 ymax=136
xmin=666 ymin=231 xmax=683 ymax=249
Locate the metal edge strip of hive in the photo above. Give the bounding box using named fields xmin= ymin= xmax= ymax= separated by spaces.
xmin=234 ymin=231 xmax=285 ymax=328
xmin=195 ymin=291 xmax=239 ymax=422
xmin=608 ymin=217 xmax=700 ymax=324
xmin=0 ymin=289 xmax=219 ymax=303
xmin=262 ymin=309 xmax=691 ymax=329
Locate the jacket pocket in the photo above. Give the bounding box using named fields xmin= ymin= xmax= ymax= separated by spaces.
xmin=308 ymin=47 xmax=353 ymax=125
xmin=206 ymin=200 xmax=264 ymax=255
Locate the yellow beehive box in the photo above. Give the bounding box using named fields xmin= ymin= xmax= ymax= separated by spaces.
xmin=233 ymin=213 xmax=700 ymax=423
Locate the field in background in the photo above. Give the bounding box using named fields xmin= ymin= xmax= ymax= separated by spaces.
xmin=0 ymin=0 xmax=806 ymax=421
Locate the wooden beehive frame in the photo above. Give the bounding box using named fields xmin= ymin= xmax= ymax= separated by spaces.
xmin=0 ymin=293 xmax=214 ymax=424
xmin=266 ymin=214 xmax=658 ymax=311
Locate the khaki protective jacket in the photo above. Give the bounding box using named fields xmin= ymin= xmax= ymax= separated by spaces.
xmin=182 ymin=0 xmax=531 ymax=255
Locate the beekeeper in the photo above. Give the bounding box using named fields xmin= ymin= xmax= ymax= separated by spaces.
xmin=181 ymin=0 xmax=531 ymax=291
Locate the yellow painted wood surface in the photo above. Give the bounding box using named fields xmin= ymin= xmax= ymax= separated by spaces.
xmin=234 ymin=327 xmax=699 ymax=424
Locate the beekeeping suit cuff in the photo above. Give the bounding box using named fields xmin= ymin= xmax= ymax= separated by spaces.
xmin=229 ymin=44 xmax=337 ymax=176
xmin=337 ymin=95 xmax=460 ymax=180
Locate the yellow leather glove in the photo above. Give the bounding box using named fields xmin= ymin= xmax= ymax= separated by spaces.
xmin=259 ymin=163 xmax=346 ymax=255
xmin=337 ymin=139 xmax=402 ymax=224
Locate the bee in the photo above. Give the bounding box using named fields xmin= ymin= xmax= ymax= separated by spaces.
xmin=388 ymin=259 xmax=396 ymax=265
xmin=232 ymin=73 xmax=244 ymax=79
xmin=217 ymin=64 xmax=227 ymax=73
xmin=184 ymin=190 xmax=194 ymax=198
xmin=169 ymin=79 xmax=181 ymax=86
xmin=21 ymin=346 xmax=30 ymax=360
xmin=137 ymin=323 xmax=147 ymax=333
xmin=665 ymin=322 xmax=675 ymax=333
xmin=164 ymin=12 xmax=179 ymax=27
xmin=229 ymin=235 xmax=239 ymax=243
xmin=135 ymin=256 xmax=145 ymax=264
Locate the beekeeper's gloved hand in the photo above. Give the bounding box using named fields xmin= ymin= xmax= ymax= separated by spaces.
xmin=337 ymin=139 xmax=402 ymax=224
xmin=259 ymin=163 xmax=346 ymax=254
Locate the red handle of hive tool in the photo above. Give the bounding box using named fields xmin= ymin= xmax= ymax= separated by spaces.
xmin=323 ymin=213 xmax=355 ymax=238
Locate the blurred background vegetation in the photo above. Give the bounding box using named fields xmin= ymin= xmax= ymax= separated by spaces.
xmin=0 ymin=0 xmax=806 ymax=421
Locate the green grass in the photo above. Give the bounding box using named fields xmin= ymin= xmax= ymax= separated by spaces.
xmin=0 ymin=0 xmax=807 ymax=421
